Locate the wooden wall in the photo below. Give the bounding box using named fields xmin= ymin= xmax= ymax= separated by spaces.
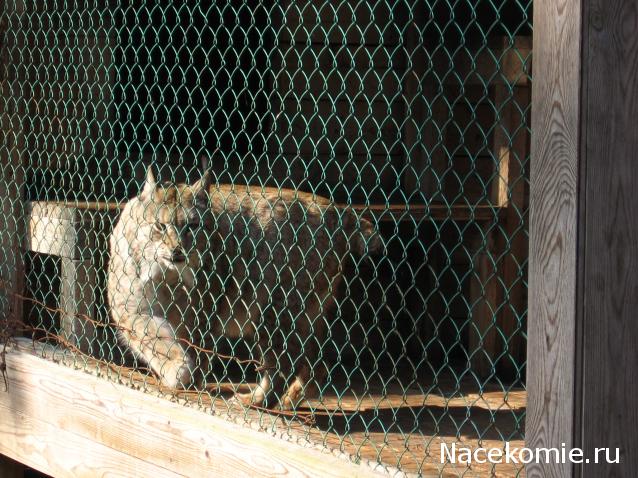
xmin=270 ymin=2 xmax=531 ymax=207
xmin=269 ymin=1 xmax=407 ymax=203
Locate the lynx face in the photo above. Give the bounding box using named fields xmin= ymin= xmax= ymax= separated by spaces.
xmin=136 ymin=175 xmax=210 ymax=284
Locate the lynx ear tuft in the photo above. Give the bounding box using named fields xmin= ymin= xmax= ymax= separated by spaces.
xmin=200 ymin=155 xmax=209 ymax=172
xmin=140 ymin=165 xmax=157 ymax=199
xmin=193 ymin=170 xmax=213 ymax=195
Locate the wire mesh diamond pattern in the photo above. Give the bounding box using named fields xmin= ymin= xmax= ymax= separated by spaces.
xmin=0 ymin=1 xmax=531 ymax=476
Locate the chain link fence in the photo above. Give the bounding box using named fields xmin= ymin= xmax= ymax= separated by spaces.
xmin=0 ymin=1 xmax=530 ymax=475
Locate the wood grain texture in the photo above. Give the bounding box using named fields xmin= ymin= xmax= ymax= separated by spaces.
xmin=579 ymin=1 xmax=638 ymax=475
xmin=527 ymin=0 xmax=582 ymax=476
xmin=0 ymin=411 xmax=183 ymax=478
xmin=0 ymin=340 xmax=385 ymax=478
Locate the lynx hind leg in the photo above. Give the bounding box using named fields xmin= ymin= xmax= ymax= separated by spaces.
xmin=233 ymin=307 xmax=289 ymax=409
xmin=233 ymin=349 xmax=287 ymax=409
xmin=281 ymin=344 xmax=330 ymax=410
xmin=117 ymin=313 xmax=195 ymax=390
xmin=281 ymin=302 xmax=331 ymax=410
xmin=281 ymin=363 xmax=312 ymax=410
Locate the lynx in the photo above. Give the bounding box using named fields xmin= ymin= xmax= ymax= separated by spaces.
xmin=107 ymin=167 xmax=382 ymax=409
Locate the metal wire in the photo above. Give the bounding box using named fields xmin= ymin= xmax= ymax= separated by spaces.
xmin=0 ymin=1 xmax=531 ymax=475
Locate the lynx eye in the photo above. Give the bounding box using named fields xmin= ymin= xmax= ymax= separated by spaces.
xmin=182 ymin=222 xmax=198 ymax=236
xmin=153 ymin=223 xmax=167 ymax=233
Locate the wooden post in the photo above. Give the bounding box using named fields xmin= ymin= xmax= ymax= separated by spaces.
xmin=527 ymin=2 xmax=581 ymax=475
xmin=26 ymin=202 xmax=106 ymax=355
xmin=469 ymin=36 xmax=531 ymax=379
xmin=493 ymin=37 xmax=532 ymax=380
xmin=528 ymin=0 xmax=638 ymax=476
xmin=468 ymin=230 xmax=501 ymax=378
xmin=400 ymin=9 xmax=448 ymax=364
xmin=60 ymin=258 xmax=97 ymax=355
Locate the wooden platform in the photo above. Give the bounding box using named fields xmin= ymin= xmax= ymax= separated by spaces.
xmin=203 ymin=378 xmax=526 ymax=477
xmin=2 ymin=339 xmax=526 ymax=477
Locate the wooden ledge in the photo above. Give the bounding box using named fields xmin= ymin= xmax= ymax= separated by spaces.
xmin=346 ymin=203 xmax=502 ymax=222
xmin=0 ymin=339 xmax=386 ymax=478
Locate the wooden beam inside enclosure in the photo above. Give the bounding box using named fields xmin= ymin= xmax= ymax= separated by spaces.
xmin=0 ymin=340 xmax=385 ymax=478
xmin=528 ymin=0 xmax=638 ymax=477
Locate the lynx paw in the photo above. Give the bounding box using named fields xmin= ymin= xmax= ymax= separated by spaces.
xmin=232 ymin=390 xmax=266 ymax=408
xmin=159 ymin=360 xmax=194 ymax=390
xmin=280 ymin=381 xmax=306 ymax=410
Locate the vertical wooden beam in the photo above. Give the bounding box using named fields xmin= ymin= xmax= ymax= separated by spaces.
xmin=527 ymin=0 xmax=582 ymax=477
xmin=469 ymin=37 xmax=532 ymax=380
xmin=495 ymin=85 xmax=530 ymax=381
xmin=529 ymin=0 xmax=638 ymax=477
xmin=469 ymin=230 xmax=501 ymax=378
xmin=60 ymin=257 xmax=97 ymax=355
xmin=492 ymin=37 xmax=532 ymax=380
xmin=578 ymin=1 xmax=638 ymax=476
xmin=401 ymin=7 xmax=447 ymax=365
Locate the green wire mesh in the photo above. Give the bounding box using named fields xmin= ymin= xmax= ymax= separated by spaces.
xmin=0 ymin=1 xmax=531 ymax=476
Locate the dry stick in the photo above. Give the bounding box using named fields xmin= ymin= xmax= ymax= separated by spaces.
xmin=14 ymin=293 xmax=261 ymax=366
xmin=0 ymin=306 xmax=18 ymax=391
xmin=16 ymin=322 xmax=343 ymax=422
xmin=6 ymin=293 xmax=353 ymax=419
xmin=0 ymin=338 xmax=9 ymax=391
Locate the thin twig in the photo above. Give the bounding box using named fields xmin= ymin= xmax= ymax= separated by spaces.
xmin=14 ymin=293 xmax=260 ymax=366
xmin=4 ymin=292 xmax=353 ymax=422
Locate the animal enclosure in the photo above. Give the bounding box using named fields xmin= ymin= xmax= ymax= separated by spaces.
xmin=0 ymin=1 xmax=531 ymax=476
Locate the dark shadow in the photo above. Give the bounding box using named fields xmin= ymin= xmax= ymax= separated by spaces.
xmin=310 ymin=403 xmax=525 ymax=443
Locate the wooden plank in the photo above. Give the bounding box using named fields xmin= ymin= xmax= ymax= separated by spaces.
xmin=26 ymin=202 xmax=98 ymax=259
xmin=60 ymin=258 xmax=98 ymax=355
xmin=275 ymin=66 xmax=401 ymax=101
xmin=23 ymin=201 xmax=499 ymax=271
xmin=278 ymin=44 xmax=400 ymax=73
xmin=279 ymin=2 xmax=401 ymax=46
xmin=578 ymin=1 xmax=638 ymax=475
xmin=0 ymin=454 xmax=24 ymax=478
xmin=430 ymin=37 xmax=532 ymax=88
xmin=468 ymin=227 xmax=502 ymax=378
xmin=270 ymin=97 xmax=402 ymax=156
xmin=0 ymin=412 xmax=183 ymax=478
xmin=494 ymin=85 xmax=530 ymax=379
xmin=0 ymin=340 xmax=386 ymax=478
xmin=526 ymin=0 xmax=581 ymax=476
xmin=25 ymin=202 xmax=116 ymax=353
xmin=266 ymin=154 xmax=401 ymax=203
xmin=346 ymin=203 xmax=502 ymax=222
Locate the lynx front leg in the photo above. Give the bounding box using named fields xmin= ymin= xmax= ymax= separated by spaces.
xmin=118 ymin=313 xmax=195 ymax=390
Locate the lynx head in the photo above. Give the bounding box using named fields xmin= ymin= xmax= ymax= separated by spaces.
xmin=136 ymin=166 xmax=212 ymax=265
